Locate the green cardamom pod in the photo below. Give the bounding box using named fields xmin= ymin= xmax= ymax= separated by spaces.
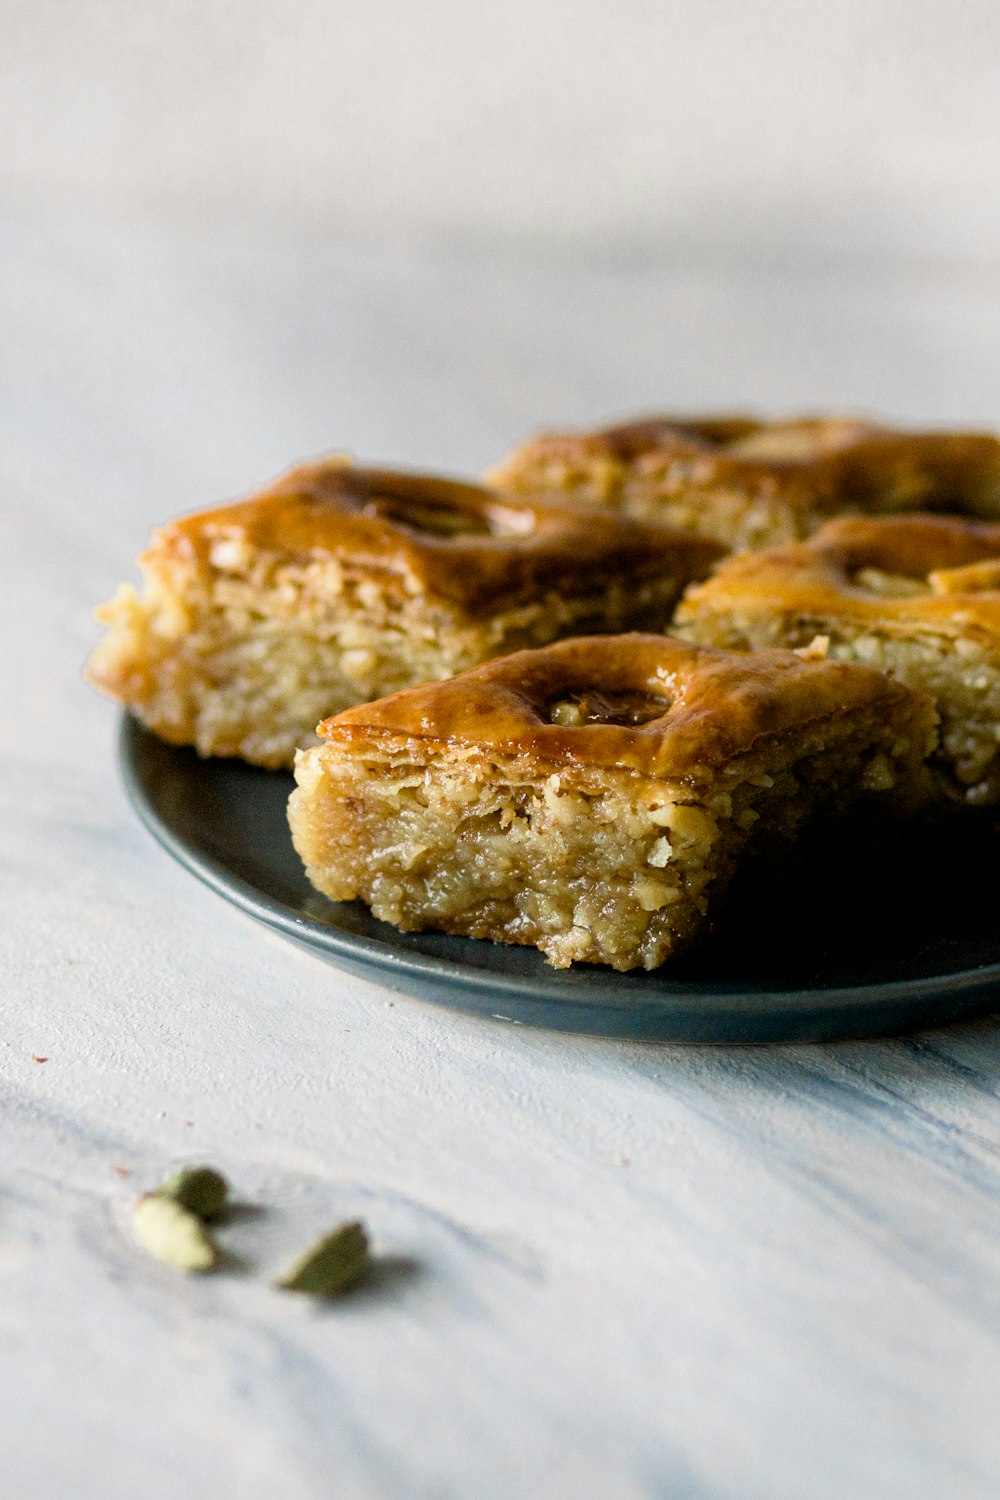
xmin=158 ymin=1166 xmax=229 ymax=1222
xmin=276 ymin=1220 xmax=370 ymax=1296
xmin=132 ymin=1194 xmax=217 ymax=1273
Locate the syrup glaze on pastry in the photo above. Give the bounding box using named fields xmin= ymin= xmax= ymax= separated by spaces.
xmin=485 ymin=414 xmax=1000 ymax=551
xmin=318 ymin=630 xmax=925 ymax=780
xmin=291 ymin=635 xmax=936 ymax=970
xmin=157 ymin=457 xmax=722 ymax=614
xmin=87 ymin=457 xmax=723 ymax=767
xmin=677 ymin=513 xmax=1000 ymax=804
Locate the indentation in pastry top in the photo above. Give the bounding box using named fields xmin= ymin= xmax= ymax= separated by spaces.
xmin=313 ymin=464 xmax=536 ymax=540
xmin=485 ymin=414 xmax=1000 ymax=541
xmin=581 ymin=414 xmax=887 ymax=467
xmin=319 ymin=633 xmax=920 ymax=782
xmin=158 ymin=456 xmax=724 ymax=615
xmin=545 ymin=688 xmax=671 ymax=728
xmin=679 ymin=513 xmax=1000 ymax=637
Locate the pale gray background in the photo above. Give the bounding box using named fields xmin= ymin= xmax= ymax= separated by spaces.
xmin=4 ymin=7 xmax=1000 ymax=1500
xmin=4 ymin=0 xmax=1000 ymax=265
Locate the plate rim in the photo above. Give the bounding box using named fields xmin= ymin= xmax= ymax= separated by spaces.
xmin=117 ymin=713 xmax=1000 ymax=1023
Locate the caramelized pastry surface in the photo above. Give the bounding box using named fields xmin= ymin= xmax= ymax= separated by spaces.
xmin=295 ymin=634 xmax=935 ymax=970
xmin=678 ymin=514 xmax=1000 ymax=638
xmin=319 ymin=632 xmax=921 ymax=782
xmin=676 ymin=513 xmax=1000 ymax=807
xmin=485 ymin=414 xmax=1000 ymax=549
xmin=89 ymin=459 xmax=723 ymax=768
xmin=162 ymin=456 xmax=723 ymax=615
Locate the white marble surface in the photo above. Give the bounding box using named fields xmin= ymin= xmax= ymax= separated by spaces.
xmin=3 ymin=206 xmax=1000 ymax=1499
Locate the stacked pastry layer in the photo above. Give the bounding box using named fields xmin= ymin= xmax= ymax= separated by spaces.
xmin=676 ymin=513 xmax=1000 ymax=808
xmin=88 ymin=458 xmax=722 ymax=768
xmin=289 ymin=635 xmax=935 ymax=971
xmin=486 ymin=414 xmax=1000 ymax=550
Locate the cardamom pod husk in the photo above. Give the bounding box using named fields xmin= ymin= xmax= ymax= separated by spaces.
xmin=132 ymin=1193 xmax=217 ymax=1273
xmin=158 ymin=1165 xmax=229 ymax=1222
xmin=276 ymin=1220 xmax=370 ymax=1296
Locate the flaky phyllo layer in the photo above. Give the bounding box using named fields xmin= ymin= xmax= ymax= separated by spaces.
xmin=88 ymin=546 xmax=685 ymax=768
xmin=87 ymin=459 xmax=720 ymax=767
xmin=676 ymin=514 xmax=1000 ymax=806
xmin=486 ymin=415 xmax=1000 ymax=552
xmin=289 ymin=638 xmax=936 ymax=970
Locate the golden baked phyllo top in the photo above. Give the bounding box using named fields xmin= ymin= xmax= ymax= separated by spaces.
xmin=160 ymin=456 xmax=724 ymax=616
xmin=486 ymin=413 xmax=1000 ymax=528
xmin=679 ymin=514 xmax=1000 ymax=638
xmin=316 ymin=633 xmax=922 ymax=782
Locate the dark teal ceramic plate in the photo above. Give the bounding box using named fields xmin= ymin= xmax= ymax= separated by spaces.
xmin=119 ymin=715 xmax=1000 ymax=1043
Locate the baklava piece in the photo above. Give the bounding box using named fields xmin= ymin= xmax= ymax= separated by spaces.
xmin=289 ymin=635 xmax=935 ymax=971
xmin=677 ymin=513 xmax=1000 ymax=806
xmin=485 ymin=414 xmax=1000 ymax=552
xmin=87 ymin=458 xmax=722 ymax=768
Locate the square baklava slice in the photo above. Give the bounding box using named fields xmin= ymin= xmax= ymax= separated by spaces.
xmin=676 ymin=513 xmax=1000 ymax=807
xmin=289 ymin=635 xmax=935 ymax=971
xmin=87 ymin=458 xmax=722 ymax=767
xmin=485 ymin=414 xmax=1000 ymax=551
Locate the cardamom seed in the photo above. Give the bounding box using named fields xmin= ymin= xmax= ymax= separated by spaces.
xmin=276 ymin=1220 xmax=370 ymax=1296
xmin=158 ymin=1165 xmax=229 ymax=1222
xmin=132 ymin=1193 xmax=217 ymax=1273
